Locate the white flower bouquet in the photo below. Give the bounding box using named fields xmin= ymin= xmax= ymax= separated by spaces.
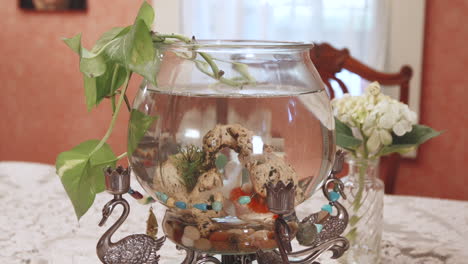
xmin=332 ymin=82 xmax=442 ymax=255
xmin=333 ymin=82 xmax=441 ymax=160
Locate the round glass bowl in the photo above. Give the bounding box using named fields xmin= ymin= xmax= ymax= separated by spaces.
xmin=128 ymin=40 xmax=335 ymax=254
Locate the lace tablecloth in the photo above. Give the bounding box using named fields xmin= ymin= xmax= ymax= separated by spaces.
xmin=1 ymin=161 xmax=467 ymax=264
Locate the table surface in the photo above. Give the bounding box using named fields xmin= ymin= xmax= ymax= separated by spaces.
xmin=1 ymin=161 xmax=467 ymax=264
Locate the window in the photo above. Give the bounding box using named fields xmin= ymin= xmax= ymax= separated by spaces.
xmin=154 ymin=0 xmax=425 ymax=117
xmin=181 ymin=0 xmax=389 ymax=96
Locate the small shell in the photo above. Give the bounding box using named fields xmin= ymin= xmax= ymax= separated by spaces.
xmin=183 ymin=226 xmax=201 ymax=241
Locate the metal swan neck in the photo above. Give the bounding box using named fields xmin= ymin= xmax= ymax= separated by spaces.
xmin=333 ymin=200 xmax=349 ymax=223
xmin=97 ymin=196 xmax=130 ymax=261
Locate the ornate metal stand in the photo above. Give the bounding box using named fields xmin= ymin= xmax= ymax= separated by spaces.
xmin=96 ymin=166 xmax=165 ymax=264
xmin=96 ymin=151 xmax=349 ymax=264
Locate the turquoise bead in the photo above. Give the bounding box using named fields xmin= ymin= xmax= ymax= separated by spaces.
xmin=194 ymin=203 xmax=208 ymax=211
xmin=175 ymin=201 xmax=187 ymax=209
xmin=329 ymin=191 xmax=340 ymax=202
xmin=238 ymin=196 xmax=251 ymax=205
xmin=156 ymin=192 xmax=169 ymax=203
xmin=212 ymin=201 xmax=223 ymax=212
xmin=315 ymin=223 xmax=323 ymax=233
xmin=321 ymin=204 xmax=333 ymax=213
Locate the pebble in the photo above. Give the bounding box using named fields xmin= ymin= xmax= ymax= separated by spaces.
xmin=194 ymin=238 xmax=212 ymax=251
xmin=211 ymin=241 xmax=232 ymax=252
xmin=238 ymin=196 xmax=251 ymax=205
xmin=329 ymin=191 xmax=340 ymax=202
xmin=183 ymin=226 xmax=201 ymax=240
xmin=227 ymin=228 xmax=254 ymax=236
xmin=251 ymin=230 xmax=270 ymax=240
xmin=238 ymin=238 xmax=257 ymax=252
xmin=315 ymin=223 xmax=323 ymax=233
xmin=209 ymin=230 xmax=231 ymax=241
xmin=227 ymin=229 xmax=244 ymax=235
xmin=175 ymin=201 xmax=187 ymax=209
xmin=251 ymin=238 xmax=277 ymax=249
xmin=321 ymin=204 xmax=333 ymax=213
xmin=166 ymin=198 xmax=175 ymax=208
xmin=296 ymin=221 xmax=318 ymax=246
xmin=156 ymin=192 xmax=169 ymax=203
xmin=181 ymin=236 xmax=194 ymax=247
xmin=317 ymin=210 xmax=330 ymax=223
xmin=194 ymin=203 xmax=208 ymax=211
xmin=212 ymin=201 xmax=223 ymax=211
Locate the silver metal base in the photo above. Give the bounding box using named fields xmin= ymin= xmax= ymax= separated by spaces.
xmin=97 ymin=151 xmax=349 ymax=264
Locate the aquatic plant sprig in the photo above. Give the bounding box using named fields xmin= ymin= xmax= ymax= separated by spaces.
xmin=55 ymin=1 xmax=254 ymax=220
xmin=173 ymin=145 xmax=207 ymax=192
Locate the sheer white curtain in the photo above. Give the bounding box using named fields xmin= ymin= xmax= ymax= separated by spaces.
xmin=181 ymin=0 xmax=391 ymax=95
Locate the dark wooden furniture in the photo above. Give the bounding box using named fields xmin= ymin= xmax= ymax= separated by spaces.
xmin=310 ymin=42 xmax=413 ymax=194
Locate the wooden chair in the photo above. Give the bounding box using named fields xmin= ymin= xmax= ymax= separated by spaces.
xmin=310 ymin=42 xmax=413 ymax=194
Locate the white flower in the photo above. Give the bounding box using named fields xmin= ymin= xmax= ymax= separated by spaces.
xmin=332 ymin=81 xmax=418 ymax=157
xmin=366 ymin=81 xmax=381 ymax=96
xmin=393 ymin=119 xmax=413 ymax=136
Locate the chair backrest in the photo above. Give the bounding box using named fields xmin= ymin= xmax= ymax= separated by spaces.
xmin=310 ymin=42 xmax=413 ymax=194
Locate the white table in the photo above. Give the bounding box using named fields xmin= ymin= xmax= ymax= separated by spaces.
xmin=1 ymin=161 xmax=467 ymax=264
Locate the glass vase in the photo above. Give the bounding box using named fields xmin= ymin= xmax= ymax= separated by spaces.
xmin=340 ymin=156 xmax=384 ymax=264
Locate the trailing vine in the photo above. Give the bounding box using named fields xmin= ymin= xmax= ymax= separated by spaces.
xmin=56 ymin=1 xmax=253 ymax=219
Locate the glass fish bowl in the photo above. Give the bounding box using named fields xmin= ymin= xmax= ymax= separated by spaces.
xmin=128 ymin=40 xmax=335 ymax=254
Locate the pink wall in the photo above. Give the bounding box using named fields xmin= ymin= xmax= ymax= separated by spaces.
xmin=1 ymin=0 xmax=467 ymax=200
xmin=0 ymin=0 xmax=142 ymax=164
xmin=396 ymin=0 xmax=468 ymax=200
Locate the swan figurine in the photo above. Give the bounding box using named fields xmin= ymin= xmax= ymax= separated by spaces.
xmin=97 ymin=166 xmax=165 ymax=264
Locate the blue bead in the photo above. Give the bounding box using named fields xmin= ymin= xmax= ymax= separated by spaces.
xmin=212 ymin=201 xmax=223 ymax=212
xmin=315 ymin=223 xmax=323 ymax=233
xmin=175 ymin=201 xmax=187 ymax=209
xmin=194 ymin=203 xmax=208 ymax=211
xmin=321 ymin=204 xmax=333 ymax=213
xmin=238 ymin=196 xmax=251 ymax=205
xmin=329 ymin=191 xmax=340 ymax=202
xmin=156 ymin=192 xmax=169 ymax=203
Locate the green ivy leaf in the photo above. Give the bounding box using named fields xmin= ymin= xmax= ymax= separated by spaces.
xmin=128 ymin=109 xmax=158 ymax=155
xmin=102 ymin=19 xmax=158 ymax=85
xmin=79 ymin=49 xmax=107 ymax=78
xmin=83 ymin=75 xmax=97 ymax=111
xmin=378 ymin=125 xmax=442 ymax=156
xmin=135 ymin=1 xmax=155 ymax=28
xmin=63 ymin=35 xmax=116 ymax=110
xmin=56 ymin=140 xmax=117 ymax=220
xmin=95 ymin=64 xmax=129 ymax=105
xmin=91 ymin=26 xmax=130 ymax=53
xmin=335 ymin=117 xmax=362 ymax=150
xmin=63 ymin=33 xmax=82 ymax=54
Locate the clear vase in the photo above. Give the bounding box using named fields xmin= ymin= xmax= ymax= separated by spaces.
xmin=340 ymin=156 xmax=384 ymax=264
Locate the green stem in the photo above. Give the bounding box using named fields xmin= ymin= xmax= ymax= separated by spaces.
xmin=153 ymin=33 xmax=221 ymax=80
xmin=90 ymin=72 xmax=131 ymax=156
xmin=124 ymin=94 xmax=132 ymax=112
xmin=109 ymin=65 xmax=121 ymax=113
xmin=199 ymin=52 xmax=220 ymax=79
xmin=351 ymin=127 xmax=370 ymax=213
xmin=352 ymin=161 xmax=367 ymax=212
xmin=116 ymin=152 xmax=127 ymax=160
xmin=111 ymin=96 xmax=116 ymax=113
